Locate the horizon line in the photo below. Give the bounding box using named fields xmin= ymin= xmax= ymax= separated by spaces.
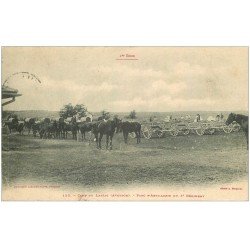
xmin=4 ymin=109 xmax=248 ymax=113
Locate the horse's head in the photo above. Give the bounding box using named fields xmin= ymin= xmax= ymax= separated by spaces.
xmin=226 ymin=113 xmax=236 ymax=125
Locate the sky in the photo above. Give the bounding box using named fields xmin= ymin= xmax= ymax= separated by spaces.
xmin=2 ymin=47 xmax=248 ymax=112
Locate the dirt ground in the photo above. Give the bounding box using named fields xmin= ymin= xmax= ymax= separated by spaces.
xmin=2 ymin=128 xmax=248 ymax=198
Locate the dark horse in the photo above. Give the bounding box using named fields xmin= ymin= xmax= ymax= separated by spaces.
xmin=57 ymin=118 xmax=65 ymax=139
xmin=5 ymin=117 xmax=24 ymax=134
xmin=92 ymin=117 xmax=121 ymax=149
xmin=39 ymin=119 xmax=58 ymax=139
xmin=226 ymin=113 xmax=248 ymax=148
xmin=24 ymin=118 xmax=36 ymax=134
xmin=64 ymin=122 xmax=78 ymax=140
xmin=78 ymin=122 xmax=94 ymax=140
xmin=119 ymin=121 xmax=141 ymax=144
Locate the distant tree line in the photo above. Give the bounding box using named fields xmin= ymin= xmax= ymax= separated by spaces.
xmin=59 ymin=103 xmax=87 ymax=119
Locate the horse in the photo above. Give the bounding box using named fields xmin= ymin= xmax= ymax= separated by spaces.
xmin=32 ymin=121 xmax=42 ymax=137
xmin=57 ymin=117 xmax=65 ymax=139
xmin=71 ymin=122 xmax=78 ymax=140
xmin=47 ymin=120 xmax=58 ymax=139
xmin=64 ymin=121 xmax=78 ymax=140
xmin=24 ymin=118 xmax=36 ymax=134
xmin=5 ymin=117 xmax=19 ymax=134
xmin=78 ymin=122 xmax=94 ymax=140
xmin=39 ymin=118 xmax=55 ymax=139
xmin=92 ymin=117 xmax=121 ymax=150
xmin=17 ymin=121 xmax=25 ymax=135
xmin=226 ymin=113 xmax=248 ymax=148
xmin=118 ymin=121 xmax=141 ymax=144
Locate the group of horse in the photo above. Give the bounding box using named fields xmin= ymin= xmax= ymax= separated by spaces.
xmin=3 ymin=113 xmax=248 ymax=150
xmin=4 ymin=116 xmax=142 ymax=150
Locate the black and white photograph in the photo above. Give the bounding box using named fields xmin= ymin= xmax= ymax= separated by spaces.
xmin=1 ymin=46 xmax=248 ymax=201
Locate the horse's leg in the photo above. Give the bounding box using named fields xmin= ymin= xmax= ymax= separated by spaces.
xmin=123 ymin=131 xmax=128 ymax=144
xmin=106 ymin=135 xmax=109 ymax=149
xmin=136 ymin=131 xmax=139 ymax=144
xmin=125 ymin=132 xmax=129 ymax=144
xmin=245 ymin=130 xmax=248 ymax=149
xmin=88 ymin=131 xmax=92 ymax=145
xmin=99 ymin=133 xmax=104 ymax=149
xmin=95 ymin=133 xmax=99 ymax=148
xmin=137 ymin=132 xmax=140 ymax=143
xmin=109 ymin=134 xmax=113 ymax=150
xmin=123 ymin=131 xmax=125 ymax=143
xmin=136 ymin=129 xmax=141 ymax=144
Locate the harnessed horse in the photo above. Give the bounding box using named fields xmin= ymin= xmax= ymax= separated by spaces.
xmin=92 ymin=117 xmax=121 ymax=149
xmin=226 ymin=113 xmax=248 ymax=148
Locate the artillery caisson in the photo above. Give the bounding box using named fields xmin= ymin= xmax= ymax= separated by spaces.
xmin=140 ymin=119 xmax=241 ymax=139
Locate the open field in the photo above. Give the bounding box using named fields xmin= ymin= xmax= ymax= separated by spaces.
xmin=2 ymin=127 xmax=248 ymax=200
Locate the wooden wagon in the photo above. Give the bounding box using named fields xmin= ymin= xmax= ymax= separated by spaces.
xmin=136 ymin=120 xmax=241 ymax=139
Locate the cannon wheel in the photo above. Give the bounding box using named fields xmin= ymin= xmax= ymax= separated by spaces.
xmin=195 ymin=127 xmax=205 ymax=136
xmin=156 ymin=130 xmax=164 ymax=138
xmin=182 ymin=128 xmax=190 ymax=135
xmin=223 ymin=125 xmax=233 ymax=134
xmin=129 ymin=132 xmax=136 ymax=138
xmin=142 ymin=126 xmax=152 ymax=139
xmin=232 ymin=123 xmax=241 ymax=132
xmin=206 ymin=128 xmax=216 ymax=135
xmin=170 ymin=124 xmax=179 ymax=137
xmin=170 ymin=129 xmax=178 ymax=136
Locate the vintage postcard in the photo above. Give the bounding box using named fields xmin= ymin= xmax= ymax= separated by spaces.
xmin=1 ymin=47 xmax=248 ymax=201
